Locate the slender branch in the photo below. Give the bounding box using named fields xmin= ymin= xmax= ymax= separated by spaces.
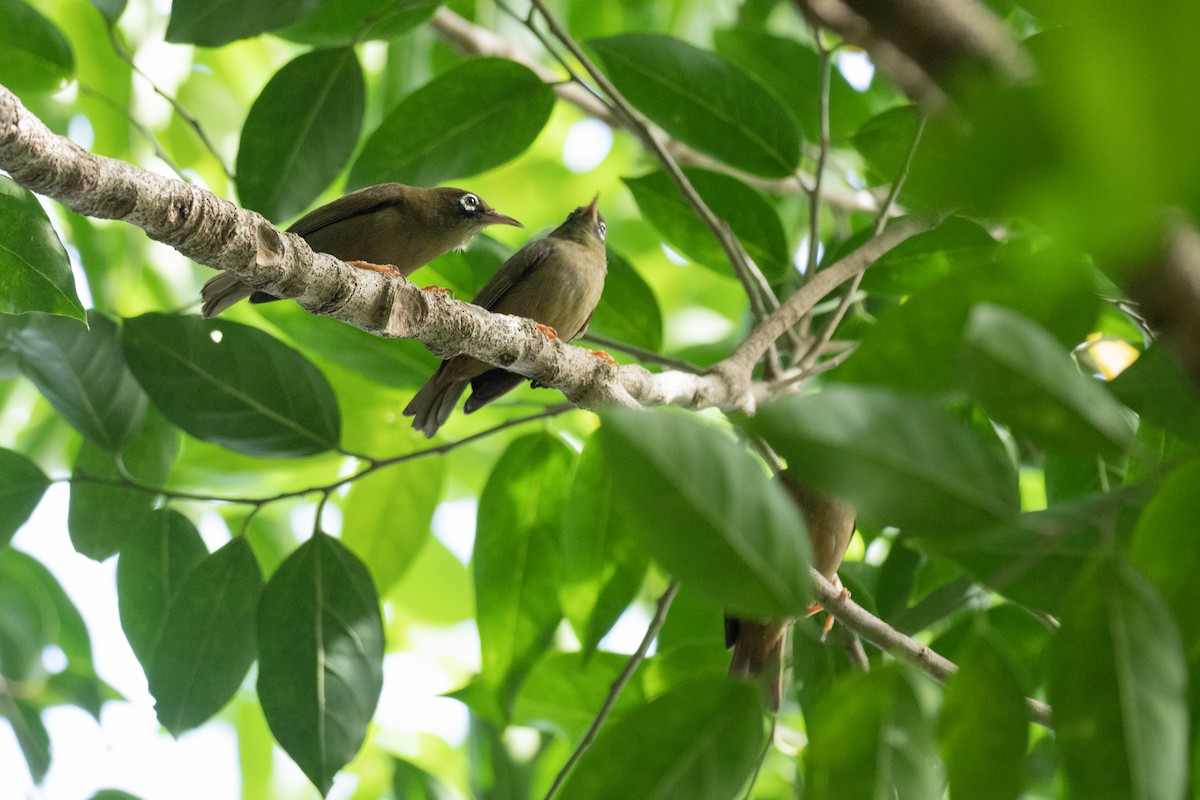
xmin=544 ymin=581 xmax=681 ymax=800
xmin=805 ymin=30 xmax=833 ymax=280
xmin=810 ymin=568 xmax=1054 ymax=729
xmin=580 ymin=333 xmax=705 ymax=374
xmin=525 ymin=0 xmax=780 ymax=324
xmin=76 ymin=83 xmax=186 ymax=179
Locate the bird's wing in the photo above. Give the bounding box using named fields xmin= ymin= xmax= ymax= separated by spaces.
xmin=470 ymin=240 xmax=555 ymax=311
xmin=286 ymin=184 xmax=408 ymax=236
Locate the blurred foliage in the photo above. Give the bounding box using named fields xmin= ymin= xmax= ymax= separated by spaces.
xmin=2 ymin=0 xmax=1200 ymax=798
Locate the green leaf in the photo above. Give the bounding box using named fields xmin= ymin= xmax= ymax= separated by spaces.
xmin=2 ymin=696 xmax=50 ymax=783
xmin=1129 ymin=460 xmax=1200 ymax=658
xmin=858 ymin=216 xmax=998 ymax=296
xmin=258 ymin=532 xmax=384 ymax=797
xmin=806 ymin=666 xmax=939 ymax=800
xmin=0 ymin=551 xmax=59 ymax=681
xmin=0 ymin=0 xmax=73 ymax=92
xmin=0 ymin=449 xmax=49 ymax=549
xmin=147 ymin=537 xmax=262 ymax=735
xmin=391 ymin=757 xmax=449 ymax=800
xmin=165 ymin=0 xmax=321 ymax=46
xmin=13 ymin=311 xmax=147 ymax=450
xmin=68 ymin=409 xmax=178 ymax=560
xmin=713 ymin=28 xmax=874 ymax=143
xmin=237 ymin=49 xmax=365 ymax=222
xmin=746 ymin=386 xmax=1019 ymax=536
xmin=116 ymin=510 xmax=208 ymax=668
xmin=587 ymin=249 xmax=663 ymax=353
xmin=280 ymin=0 xmax=442 ymax=46
xmin=558 ymin=677 xmax=766 ymax=800
xmin=512 ymin=650 xmax=646 ymax=742
xmin=938 ymin=629 xmax=1028 ymax=800
xmin=123 ymin=313 xmax=340 ymax=458
xmin=1111 ymin=345 xmax=1200 ymax=442
xmin=474 ymin=433 xmax=575 ymax=714
xmin=851 ymin=105 xmax=922 ymax=186
xmin=561 ymin=436 xmax=648 ymax=657
xmin=0 ymin=176 xmax=82 ymax=318
xmin=597 ymin=408 xmax=812 ymax=619
xmin=88 ymin=0 xmax=126 ymax=23
xmin=350 ymin=58 xmax=555 ymax=189
xmin=1048 ymin=557 xmax=1188 ymax=800
xmin=961 ymin=304 xmax=1136 ymax=455
xmin=589 ymin=33 xmax=800 ymax=177
xmin=340 ymin=456 xmax=445 ymax=595
xmin=838 ymin=251 xmax=1100 ymax=395
xmin=258 ymin=302 xmax=438 ymax=389
xmin=623 ymin=168 xmax=791 ymax=282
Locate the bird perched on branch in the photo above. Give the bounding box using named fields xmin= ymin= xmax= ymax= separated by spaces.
xmin=726 ymin=472 xmax=856 ymax=711
xmin=404 ymin=197 xmax=609 ymax=439
xmin=200 ymin=183 xmax=521 ymax=317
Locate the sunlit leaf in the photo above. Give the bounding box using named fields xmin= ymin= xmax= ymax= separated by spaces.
xmin=258 ymin=532 xmax=384 ymax=796
xmin=590 ymin=33 xmax=800 ymax=177
xmin=513 ymin=650 xmax=646 ymax=742
xmin=597 ymin=408 xmax=811 ymax=619
xmin=123 ymin=313 xmax=341 ymax=458
xmin=147 ymin=537 xmax=262 ymax=735
xmin=0 ymin=176 xmax=82 ymax=319
xmin=1049 ymin=557 xmax=1188 ymax=800
xmin=350 ymin=58 xmax=555 ymax=189
xmin=474 ymin=433 xmax=574 ymax=714
xmin=237 ymin=48 xmax=364 ymax=222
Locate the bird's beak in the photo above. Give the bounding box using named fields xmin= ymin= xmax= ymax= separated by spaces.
xmin=586 ymin=194 xmax=600 ymax=222
xmin=483 ymin=210 xmax=523 ymax=228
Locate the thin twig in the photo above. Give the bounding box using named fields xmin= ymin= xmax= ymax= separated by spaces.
xmin=580 ymin=333 xmax=706 ymax=374
xmin=76 ymin=84 xmax=186 ymax=179
xmin=525 ymin=0 xmax=781 ymax=325
xmin=805 ymin=29 xmax=833 ymax=281
xmin=103 ymin=22 xmax=234 ymax=180
xmin=741 ymin=716 xmax=777 ymax=800
xmin=544 ymin=581 xmax=681 ymax=800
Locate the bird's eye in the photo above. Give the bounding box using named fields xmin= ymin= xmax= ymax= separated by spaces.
xmin=460 ymin=193 xmax=480 ymax=211
xmin=597 ymin=221 xmax=607 ymax=241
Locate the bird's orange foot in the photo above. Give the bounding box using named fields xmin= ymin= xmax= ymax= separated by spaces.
xmin=807 ymin=574 xmax=850 ymax=642
xmin=347 ymin=259 xmax=403 ymax=276
xmin=590 ymin=349 xmax=617 ymax=365
xmin=536 ymin=323 xmax=560 ymax=341
xmin=421 ymin=285 xmax=453 ymax=298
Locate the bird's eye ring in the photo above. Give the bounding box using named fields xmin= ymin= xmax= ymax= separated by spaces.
xmin=597 ymin=221 xmax=607 ymax=241
xmin=460 ymin=193 xmax=480 ymax=211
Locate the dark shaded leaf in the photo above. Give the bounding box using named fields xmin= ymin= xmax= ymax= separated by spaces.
xmin=392 ymin=757 xmax=449 ymax=800
xmin=851 ymin=106 xmax=923 ymax=186
xmin=806 ymin=666 xmax=939 ymax=800
xmin=258 ymin=532 xmax=384 ymax=796
xmin=590 ymin=33 xmax=800 ymax=177
xmin=13 ymin=311 xmax=147 ymax=450
xmin=68 ymin=409 xmax=178 ymax=560
xmin=623 ymin=169 xmax=790 ymax=282
xmin=2 ymin=696 xmax=50 ymax=783
xmin=237 ymin=49 xmax=365 ymax=222
xmin=858 ymin=215 xmax=998 ymax=296
xmin=0 ymin=448 xmax=49 ymax=549
xmin=0 ymin=176 xmax=82 ymax=318
xmin=166 ymin=0 xmax=321 ymax=46
xmin=0 ymin=0 xmax=73 ymax=92
xmin=350 ymin=59 xmax=555 ymax=189
xmin=588 ymin=249 xmax=663 ymax=353
xmin=123 ymin=313 xmax=340 ymax=458
xmin=597 ymin=408 xmax=811 ymax=619
xmin=746 ymin=386 xmax=1019 ymax=536
xmin=116 ymin=510 xmax=208 ymax=668
xmin=88 ymin=0 xmax=126 ymax=22
xmin=558 ymin=678 xmax=766 ymax=800
xmin=961 ymin=304 xmax=1136 ymax=455
xmin=1049 ymin=557 xmax=1187 ymax=800
xmin=1111 ymin=345 xmax=1200 ymax=443
xmin=148 ymin=537 xmax=262 ymax=735
xmin=341 ymin=456 xmax=445 ymax=595
xmin=938 ymin=629 xmax=1027 ymax=800
xmin=561 ymin=437 xmax=648 ymax=657
xmin=281 ymin=0 xmax=442 ymax=46
xmin=474 ymin=434 xmax=574 ymax=714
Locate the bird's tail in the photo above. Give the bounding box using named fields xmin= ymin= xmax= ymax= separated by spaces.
xmin=404 ymin=374 xmax=468 ymax=439
xmin=725 ymin=616 xmax=788 ymax=712
xmin=200 ymin=273 xmax=254 ymax=318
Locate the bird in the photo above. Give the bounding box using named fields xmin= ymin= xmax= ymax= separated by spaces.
xmin=200 ymin=183 xmax=521 ymax=317
xmin=726 ymin=472 xmax=856 ymax=711
xmin=404 ymin=197 xmax=608 ymax=439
